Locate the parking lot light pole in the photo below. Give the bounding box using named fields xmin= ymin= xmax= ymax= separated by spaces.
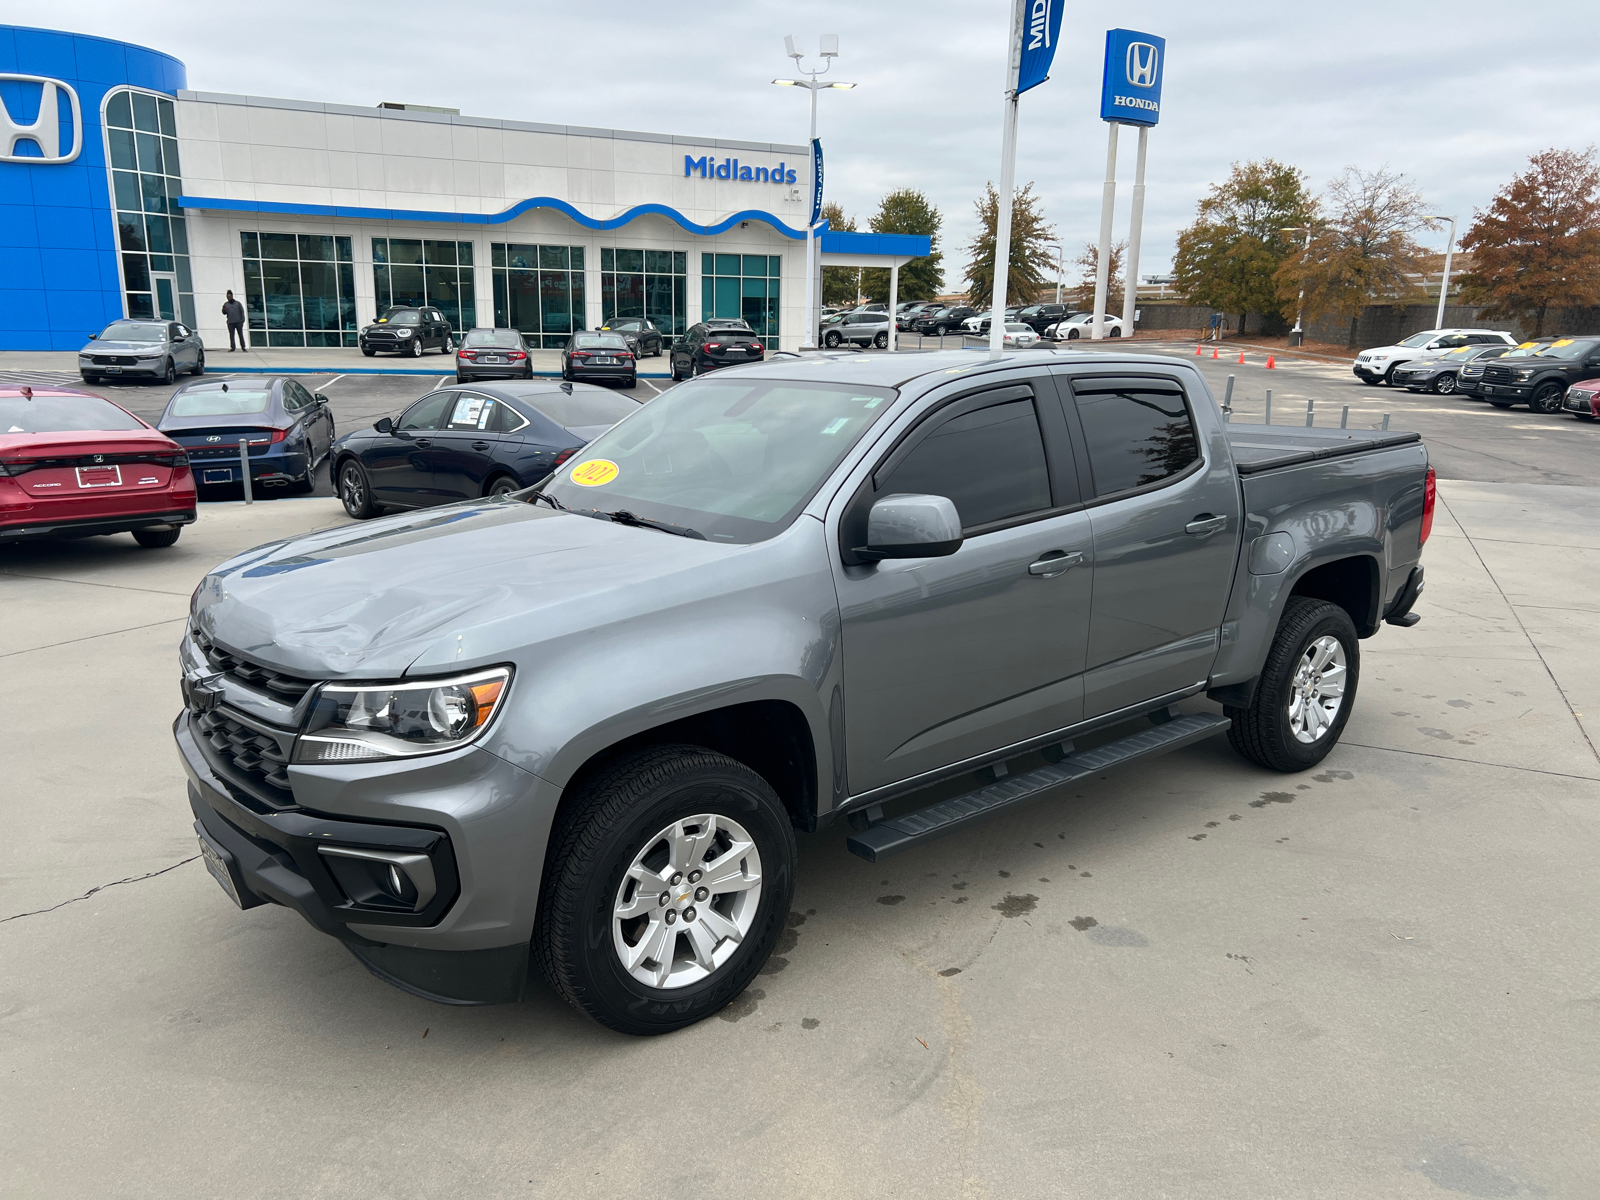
xmin=1281 ymin=225 xmax=1311 ymax=347
xmin=1426 ymin=215 xmax=1458 ymax=330
xmin=775 ymin=36 xmax=854 ymax=352
xmin=1044 ymin=242 xmax=1064 ymax=305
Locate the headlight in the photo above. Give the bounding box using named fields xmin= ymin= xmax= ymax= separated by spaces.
xmin=394 ymin=329 xmax=413 ymax=338
xmin=1514 ymin=368 xmax=1535 ymax=380
xmin=295 ymin=667 xmax=511 ymax=763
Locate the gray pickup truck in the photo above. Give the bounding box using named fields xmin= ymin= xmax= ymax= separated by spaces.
xmin=176 ymin=351 xmax=1433 ymax=1034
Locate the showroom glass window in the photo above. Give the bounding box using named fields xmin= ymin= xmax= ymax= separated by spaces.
xmin=701 ymin=254 xmax=781 ymax=337
xmin=491 ymin=244 xmax=586 ymax=349
xmin=372 ymin=239 xmax=477 ymax=332
xmin=601 ymin=249 xmax=686 ymax=337
xmin=239 ymin=233 xmax=357 ymax=348
xmin=103 ymin=90 xmax=196 ymax=327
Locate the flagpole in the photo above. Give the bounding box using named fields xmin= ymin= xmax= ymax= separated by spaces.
xmin=988 ymin=0 xmax=1025 ymax=359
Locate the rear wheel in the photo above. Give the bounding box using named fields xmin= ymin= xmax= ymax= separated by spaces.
xmin=874 ymin=331 xmax=889 ymax=349
xmin=132 ymin=527 xmax=181 ymax=548
xmin=1227 ymin=597 xmax=1360 ymax=772
xmin=441 ymin=334 xmax=453 ymax=354
xmin=337 ymin=458 xmax=378 ymax=519
xmin=824 ymin=331 xmax=842 ymax=348
xmin=484 ymin=474 xmax=520 ymax=498
xmin=1530 ymin=381 xmax=1565 ymax=414
xmin=534 ymin=745 xmax=796 ymax=1035
xmin=1109 ymin=326 xmax=1122 ymax=338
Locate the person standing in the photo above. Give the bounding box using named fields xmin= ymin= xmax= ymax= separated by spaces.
xmin=222 ymin=291 xmax=247 ymax=351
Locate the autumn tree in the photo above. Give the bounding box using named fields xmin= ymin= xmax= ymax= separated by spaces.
xmin=1172 ymin=159 xmax=1316 ymax=332
xmin=819 ymin=202 xmax=859 ymax=307
xmin=1457 ymin=147 xmax=1600 ymax=337
xmin=1071 ymin=240 xmax=1125 ymax=313
xmin=964 ymin=182 xmax=1055 ymax=309
xmin=1274 ymin=167 xmax=1432 ymax=323
xmin=861 ymin=188 xmax=945 ymax=303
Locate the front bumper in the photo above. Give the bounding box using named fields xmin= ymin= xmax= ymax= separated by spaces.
xmin=0 ymin=506 xmax=195 ymax=542
xmin=1352 ymin=363 xmax=1387 ymax=381
xmin=1563 ymin=389 xmax=1600 ymax=415
xmin=1476 ymin=381 xmax=1531 ymax=399
xmin=79 ymin=356 xmax=168 ymax=378
xmin=567 ymin=359 xmax=636 ymax=380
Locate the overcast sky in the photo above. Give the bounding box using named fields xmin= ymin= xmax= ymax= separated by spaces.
xmin=33 ymin=0 xmax=1600 ymax=291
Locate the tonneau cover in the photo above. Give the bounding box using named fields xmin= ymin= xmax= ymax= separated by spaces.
xmin=1225 ymin=424 xmax=1422 ymax=476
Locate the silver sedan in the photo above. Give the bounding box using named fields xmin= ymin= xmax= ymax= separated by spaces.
xmin=79 ymin=319 xmax=205 ymax=385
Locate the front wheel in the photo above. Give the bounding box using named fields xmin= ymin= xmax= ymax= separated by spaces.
xmin=1360 ymin=376 xmax=1382 ymax=386
xmin=1067 ymin=328 xmax=1080 ymax=340
xmin=162 ymin=358 xmax=176 ymax=385
xmin=1530 ymin=382 xmax=1565 ymax=414
xmin=409 ymin=339 xmax=424 ymax=358
xmin=337 ymin=458 xmax=378 ymax=519
xmin=192 ymin=350 xmax=205 ymax=376
xmin=132 ymin=527 xmax=181 ymax=548
xmin=1488 ymin=399 xmax=1514 ymax=408
xmin=484 ymin=474 xmax=520 ymax=498
xmin=824 ymin=331 xmax=842 ymax=348
xmin=535 ymin=746 xmax=796 ymax=1035
xmin=1434 ymin=372 xmax=1457 ymax=395
xmin=1226 ymin=597 xmax=1360 ymax=772
xmin=933 ymin=325 xmax=947 ymax=337
xmin=361 ymin=346 xmax=376 ymax=358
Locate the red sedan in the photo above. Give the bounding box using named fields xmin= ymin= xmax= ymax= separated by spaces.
xmin=1562 ymin=378 xmax=1600 ymax=421
xmin=1 ymin=386 xmax=196 ymax=547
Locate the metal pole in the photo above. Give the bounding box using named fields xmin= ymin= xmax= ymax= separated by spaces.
xmin=1306 ymin=398 xmax=1315 ymax=427
xmin=1222 ymin=374 xmax=1234 ymax=422
xmin=1091 ymin=122 xmax=1120 ymax=340
xmin=1120 ymin=124 xmax=1148 ymax=337
xmin=1054 ymin=244 xmax=1063 ymax=305
xmin=1340 ymin=405 xmax=1349 ymax=428
xmin=1382 ymin=413 xmax=1390 ymax=431
xmin=1433 ymin=215 xmax=1457 ymax=330
xmin=988 ymin=0 xmax=1024 ymax=360
xmin=1264 ymin=390 xmax=1272 ymax=426
xmin=801 ymin=82 xmax=819 ymax=350
xmin=239 ymin=437 xmax=253 ymax=505
xmin=888 ymin=261 xmax=899 ymax=352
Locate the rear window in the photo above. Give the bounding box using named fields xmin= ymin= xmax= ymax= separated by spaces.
xmin=1 ymin=394 xmax=145 ymax=433
xmin=462 ymin=329 xmax=522 ymax=348
xmin=573 ymin=334 xmax=628 ymax=350
xmin=99 ymin=321 xmax=166 ymax=342
xmin=531 ymin=392 xmax=642 ymax=428
xmin=169 ymin=388 xmax=272 ymax=417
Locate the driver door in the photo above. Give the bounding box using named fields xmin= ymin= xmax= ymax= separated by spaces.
xmin=367 ymin=391 xmax=451 ymax=506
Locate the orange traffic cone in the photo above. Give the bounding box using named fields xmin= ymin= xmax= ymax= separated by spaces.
xmin=1266 ymin=355 xmax=1276 ymax=369
xmin=1211 ymin=347 xmax=1219 ymax=359
xmin=1195 ymin=343 xmax=1202 ymax=355
xmin=1237 ymin=351 xmax=1246 ymax=364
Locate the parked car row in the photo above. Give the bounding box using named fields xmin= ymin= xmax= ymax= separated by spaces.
xmin=1359 ymin=327 xmax=1600 ymax=417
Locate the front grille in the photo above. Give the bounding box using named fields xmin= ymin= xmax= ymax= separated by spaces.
xmin=193 ymin=628 xmax=317 ymax=702
xmin=1483 ymin=366 xmax=1516 ymax=383
xmin=195 ymin=708 xmax=294 ymax=804
xmin=90 ymin=355 xmax=145 ymax=366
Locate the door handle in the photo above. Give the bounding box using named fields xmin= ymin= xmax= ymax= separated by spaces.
xmin=414 ymin=438 xmax=432 ymax=449
xmin=471 ymin=441 xmax=491 ymax=451
xmin=1028 ymin=551 xmax=1084 ymax=577
xmin=1185 ymin=515 xmax=1227 ymax=538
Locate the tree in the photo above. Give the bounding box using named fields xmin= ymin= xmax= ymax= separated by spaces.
xmin=861 ymin=189 xmax=944 ymax=304
xmin=1172 ymin=159 xmax=1316 ymax=333
xmin=963 ymin=182 xmax=1055 ymax=309
xmin=1457 ymin=147 xmax=1600 ymax=337
xmin=1274 ymin=167 xmax=1432 ymax=324
xmin=1071 ymin=240 xmax=1125 ymax=313
xmin=819 ymin=202 xmax=859 ymax=307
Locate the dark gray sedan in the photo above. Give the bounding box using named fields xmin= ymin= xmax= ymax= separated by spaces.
xmin=456 ymin=328 xmax=531 ymax=382
xmin=1391 ymin=345 xmax=1514 ymax=394
xmin=78 ymin=319 xmax=205 ymax=385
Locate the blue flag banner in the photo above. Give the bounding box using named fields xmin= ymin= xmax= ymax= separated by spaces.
xmin=1016 ymin=0 xmax=1063 ymax=94
xmin=810 ymin=139 xmax=824 ymax=226
xmin=1100 ymin=29 xmax=1165 ymax=126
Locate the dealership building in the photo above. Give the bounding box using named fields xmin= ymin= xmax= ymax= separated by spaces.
xmin=1 ymin=25 xmax=928 ymax=354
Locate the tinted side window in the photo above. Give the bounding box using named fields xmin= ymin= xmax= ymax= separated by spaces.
xmin=1073 ymin=384 xmax=1200 ymax=496
xmin=397 ymin=392 xmax=452 ymax=431
xmin=877 ymin=398 xmax=1051 ymax=530
xmin=490 ymin=401 xmax=528 ymax=433
xmin=443 ymin=392 xmax=499 ymax=431
xmin=284 ymin=381 xmax=315 ymax=410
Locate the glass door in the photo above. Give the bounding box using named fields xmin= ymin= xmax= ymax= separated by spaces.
xmin=152 ymin=273 xmax=178 ymax=321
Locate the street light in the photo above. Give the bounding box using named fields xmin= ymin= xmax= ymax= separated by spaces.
xmin=774 ymin=35 xmax=855 ymax=351
xmin=1043 ymin=242 xmax=1065 ymax=305
xmin=1425 ymin=215 xmax=1458 ymax=330
xmin=1281 ymin=226 xmax=1312 ymax=347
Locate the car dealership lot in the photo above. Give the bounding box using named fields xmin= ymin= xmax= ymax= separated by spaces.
xmin=3 ymin=352 xmax=1599 ymax=1197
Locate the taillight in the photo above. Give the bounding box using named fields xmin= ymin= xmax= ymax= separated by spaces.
xmin=242 ymin=430 xmax=285 ymax=446
xmin=570 ymin=350 xmax=590 ymax=359
xmin=509 ymin=351 xmax=526 ymax=360
xmin=1420 ymin=466 xmax=1436 ymax=546
xmin=618 ymin=351 xmax=634 ymax=359
xmin=705 ymin=342 xmax=722 ymax=350
xmin=0 ymin=457 xmax=34 ymax=477
xmin=552 ymin=447 xmax=579 ymax=468
xmin=751 ymin=343 xmax=764 ymax=353
xmin=458 ymin=349 xmax=477 ymax=358
xmin=153 ymin=452 xmax=189 ymax=468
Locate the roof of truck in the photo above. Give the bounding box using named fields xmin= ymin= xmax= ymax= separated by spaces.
xmin=737 ymin=348 xmax=1191 ymax=390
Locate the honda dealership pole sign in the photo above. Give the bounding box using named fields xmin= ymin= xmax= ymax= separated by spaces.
xmin=989 ymin=0 xmax=1061 ymax=358
xmin=1090 ymin=29 xmax=1165 ymax=340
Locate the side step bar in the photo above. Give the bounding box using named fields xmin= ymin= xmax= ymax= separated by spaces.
xmin=844 ymin=712 xmax=1232 ymax=862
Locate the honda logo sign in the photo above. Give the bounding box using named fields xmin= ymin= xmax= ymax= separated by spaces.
xmin=1126 ymin=42 xmax=1158 ymax=88
xmin=0 ymin=75 xmax=83 ymax=164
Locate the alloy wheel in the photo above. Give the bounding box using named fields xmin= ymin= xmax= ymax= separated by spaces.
xmin=611 ymin=813 xmax=763 ymax=990
xmin=340 ymin=463 xmax=364 ymax=515
xmin=410 ymin=339 xmax=423 ymax=358
xmin=1436 ymin=373 xmax=1456 ymax=395
xmin=1532 ymin=383 xmax=1564 ymax=414
xmin=1287 ymin=635 xmax=1347 ymax=744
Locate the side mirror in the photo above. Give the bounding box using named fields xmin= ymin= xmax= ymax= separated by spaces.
xmin=88 ymin=332 xmax=97 ymax=339
xmin=314 ymin=393 xmax=329 ymax=405
xmin=858 ymin=494 xmax=963 ymax=560
xmin=374 ymin=416 xmax=393 ymax=433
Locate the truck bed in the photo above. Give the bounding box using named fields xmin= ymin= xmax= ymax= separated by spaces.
xmin=1225 ymin=424 xmax=1422 ymax=476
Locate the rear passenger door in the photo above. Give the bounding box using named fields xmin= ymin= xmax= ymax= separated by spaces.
xmin=430 ymin=390 xmax=510 ymax=500
xmin=1056 ymin=370 xmax=1242 ymax=717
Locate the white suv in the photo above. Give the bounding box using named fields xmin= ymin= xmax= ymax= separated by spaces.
xmin=1354 ymin=329 xmax=1517 ymax=386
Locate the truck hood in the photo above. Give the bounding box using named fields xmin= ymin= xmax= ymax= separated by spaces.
xmin=192 ymin=499 xmax=743 ymax=679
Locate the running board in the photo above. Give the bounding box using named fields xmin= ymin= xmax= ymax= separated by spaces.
xmin=844 ymin=712 xmax=1232 ymax=862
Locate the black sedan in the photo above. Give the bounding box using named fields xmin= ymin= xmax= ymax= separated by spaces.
xmin=158 ymin=377 xmax=335 ymax=494
xmin=669 ymin=321 xmax=766 ymax=380
xmin=359 ymin=306 xmax=455 ymax=358
xmin=562 ymin=332 xmax=638 ymax=386
xmin=456 ymin=328 xmax=532 ymax=382
xmin=330 ymin=380 xmax=642 ymax=519
xmin=599 ymin=317 xmax=667 ymax=357
xmin=1390 ymin=345 xmax=1513 ymax=394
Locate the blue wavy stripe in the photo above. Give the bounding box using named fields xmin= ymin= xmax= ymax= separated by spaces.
xmin=176 ymin=194 xmax=811 ymax=239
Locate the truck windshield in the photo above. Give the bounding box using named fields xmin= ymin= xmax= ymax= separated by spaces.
xmin=541 ymin=377 xmax=898 ymax=543
xmin=1532 ymin=338 xmax=1599 ymax=360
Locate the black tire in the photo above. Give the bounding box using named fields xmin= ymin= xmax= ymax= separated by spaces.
xmin=409 ymin=338 xmax=424 ymax=358
xmin=1067 ymin=328 xmax=1080 ymax=340
xmin=1226 ymin=597 xmax=1360 ymax=772
xmin=441 ymin=334 xmax=453 ymax=354
xmin=626 ymin=374 xmax=638 ymax=389
xmin=534 ymin=745 xmax=796 ymax=1035
xmin=1383 ymin=365 xmax=1399 ymax=386
xmin=192 ymin=350 xmax=205 ymax=376
xmin=874 ymin=331 xmax=888 ymax=349
xmin=1434 ymin=372 xmax=1456 ymax=395
xmin=80 ymin=373 xmax=98 ymax=385
xmin=162 ymin=358 xmax=176 ymax=385
xmin=523 ymin=364 xmax=534 ymax=379
xmin=456 ymin=373 xmax=469 ymax=383
xmin=1530 ymin=381 xmax=1565 ymax=414
xmin=562 ymin=366 xmax=573 ymax=382
xmin=1360 ymin=376 xmax=1383 ymax=386
xmin=1488 ymin=399 xmax=1514 ymax=408
xmin=132 ymin=527 xmax=181 ymax=548
xmin=934 ymin=325 xmax=947 ymax=337
xmin=361 ymin=346 xmax=376 ymax=358
xmin=670 ymin=358 xmax=683 ymax=382
xmin=483 ymin=474 xmax=520 ymax=498
xmin=1109 ymin=326 xmax=1122 ymax=338
xmin=337 ymin=458 xmax=378 ymax=519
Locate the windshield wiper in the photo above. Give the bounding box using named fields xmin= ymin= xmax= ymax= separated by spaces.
xmin=526 ymin=488 xmax=568 ymax=511
xmin=599 ymin=509 xmax=705 ymax=539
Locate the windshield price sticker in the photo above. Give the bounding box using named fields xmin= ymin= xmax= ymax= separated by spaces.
xmin=452 ymin=396 xmax=486 ymax=426
xmin=570 ymin=459 xmax=619 ymax=487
